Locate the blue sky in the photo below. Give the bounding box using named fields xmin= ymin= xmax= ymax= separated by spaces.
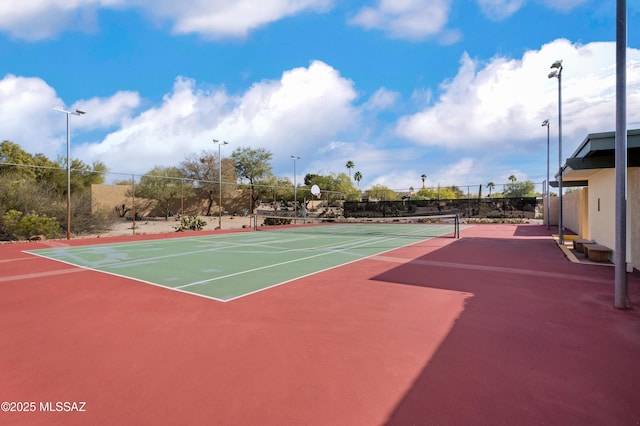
xmin=1 ymin=0 xmax=639 ymax=191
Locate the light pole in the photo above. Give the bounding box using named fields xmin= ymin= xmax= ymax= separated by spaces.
xmin=541 ymin=119 xmax=550 ymax=230
xmin=213 ymin=139 xmax=229 ymax=230
xmin=291 ymin=155 xmax=300 ymax=219
xmin=548 ymin=60 xmax=563 ymax=244
xmin=53 ymin=106 xmax=86 ymax=240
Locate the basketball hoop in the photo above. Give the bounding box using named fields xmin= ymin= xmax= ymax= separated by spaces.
xmin=311 ymin=184 xmax=321 ymax=199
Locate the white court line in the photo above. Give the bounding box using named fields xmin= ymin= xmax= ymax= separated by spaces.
xmin=30 ymin=231 xmax=381 ymax=270
xmin=0 ymin=267 xmax=83 ymax=283
xmin=176 ymin=228 xmax=439 ymax=290
xmin=0 ymin=256 xmax=34 ymax=264
xmin=218 ymin=230 xmax=457 ymax=302
xmin=21 ymin=223 xmax=456 ymax=303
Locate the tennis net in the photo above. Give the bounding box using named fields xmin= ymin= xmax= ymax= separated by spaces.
xmin=254 ymin=214 xmax=460 ymax=239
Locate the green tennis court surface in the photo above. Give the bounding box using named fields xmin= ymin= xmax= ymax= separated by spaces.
xmin=26 ymin=221 xmax=458 ymax=302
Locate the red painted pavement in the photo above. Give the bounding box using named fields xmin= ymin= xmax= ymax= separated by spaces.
xmin=0 ymin=224 xmax=639 ymax=425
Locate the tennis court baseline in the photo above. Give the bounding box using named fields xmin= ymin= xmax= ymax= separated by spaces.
xmin=26 ymin=219 xmax=458 ymax=302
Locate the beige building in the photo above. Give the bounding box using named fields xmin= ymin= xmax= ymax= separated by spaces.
xmin=551 ymin=129 xmax=640 ymax=270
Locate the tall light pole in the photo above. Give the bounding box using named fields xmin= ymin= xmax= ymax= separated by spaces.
xmin=541 ymin=119 xmax=550 ymax=230
xmin=291 ymin=155 xmax=300 ymax=219
xmin=548 ymin=60 xmax=563 ymax=244
xmin=53 ymin=106 xmax=86 ymax=240
xmin=213 ymin=139 xmax=229 ymax=230
xmin=614 ymin=0 xmax=628 ymax=308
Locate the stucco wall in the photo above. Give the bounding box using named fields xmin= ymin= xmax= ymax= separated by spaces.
xmin=91 ymin=184 xmax=130 ymax=213
xmin=579 ymin=188 xmax=589 ymax=239
xmin=562 ymin=188 xmax=588 ymax=237
xmin=562 ymin=190 xmax=579 ymax=235
xmin=588 ymin=169 xmax=616 ymax=250
xmin=548 ymin=196 xmax=558 ymax=226
xmin=587 ymin=168 xmax=639 ymax=269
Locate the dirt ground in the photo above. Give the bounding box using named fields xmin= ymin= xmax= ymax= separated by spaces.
xmin=80 ymin=215 xmax=255 ymax=239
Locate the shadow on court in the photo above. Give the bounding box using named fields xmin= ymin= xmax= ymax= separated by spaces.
xmin=371 ymin=224 xmax=640 ymax=425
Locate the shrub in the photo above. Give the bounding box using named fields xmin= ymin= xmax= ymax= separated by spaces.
xmin=2 ymin=210 xmax=61 ymax=240
xmin=263 ymin=217 xmax=291 ymax=226
xmin=175 ymin=215 xmax=207 ymax=231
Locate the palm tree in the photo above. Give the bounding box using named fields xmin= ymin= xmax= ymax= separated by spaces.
xmin=346 ymin=160 xmax=355 ymax=179
xmin=487 ymin=181 xmax=495 ymax=198
xmin=508 ymin=175 xmax=517 ymax=183
xmin=421 ymin=174 xmax=427 ymax=189
xmin=353 ymin=171 xmax=362 ymax=188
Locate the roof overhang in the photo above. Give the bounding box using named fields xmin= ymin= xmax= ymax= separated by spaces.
xmin=549 ymin=180 xmax=588 ymax=188
xmin=561 ymin=129 xmax=640 ymax=183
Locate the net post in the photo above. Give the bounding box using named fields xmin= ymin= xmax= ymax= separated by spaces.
xmin=455 ymin=214 xmax=460 ymax=238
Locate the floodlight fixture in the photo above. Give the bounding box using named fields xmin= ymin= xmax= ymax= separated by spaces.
xmin=550 ymin=60 xmax=563 ymax=69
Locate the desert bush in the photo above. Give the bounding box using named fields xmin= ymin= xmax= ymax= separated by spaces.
xmin=2 ymin=210 xmax=61 ymax=240
xmin=262 ymin=217 xmax=291 ymax=226
xmin=175 ymin=215 xmax=207 ymax=231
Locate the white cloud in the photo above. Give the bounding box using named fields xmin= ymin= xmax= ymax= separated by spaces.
xmin=69 ymin=91 xmax=141 ymax=131
xmin=0 ymin=74 xmax=61 ymax=156
xmin=396 ymin=39 xmax=640 ymax=156
xmin=142 ymin=0 xmax=333 ymax=39
xmin=218 ymin=60 xmax=357 ymax=143
xmin=540 ymin=0 xmax=590 ymax=12
xmin=349 ymin=0 xmax=458 ymax=42
xmin=362 ymin=88 xmax=400 ymax=111
xmin=0 ymin=74 xmax=141 ymax=161
xmin=0 ymin=0 xmax=103 ymax=41
xmin=477 ymin=0 xmax=526 ymax=20
xmin=75 ymin=61 xmax=360 ymax=175
xmin=0 ymin=0 xmax=332 ymax=40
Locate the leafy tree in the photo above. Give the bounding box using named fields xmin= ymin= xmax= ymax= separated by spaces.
xmin=0 ymin=171 xmax=114 ymax=240
xmin=345 ymin=160 xmax=354 ymax=179
xmin=304 ymin=173 xmax=319 ymax=186
xmin=487 ymin=181 xmax=495 ymax=198
xmin=436 ymin=185 xmax=464 ymax=199
xmin=0 ymin=141 xmax=42 ymax=180
xmin=134 ymin=166 xmax=187 ymax=219
xmin=415 ymin=187 xmax=434 ymax=199
xmin=366 ymin=185 xmax=400 ymax=201
xmin=47 ymin=158 xmax=108 ymax=195
xmin=0 ymin=141 xmax=113 ymax=240
xmin=438 ymin=186 xmax=460 ymax=199
xmin=0 ymin=171 xmax=60 ymax=215
xmin=303 ymin=172 xmax=359 ymax=202
xmin=180 ymin=150 xmax=236 ymax=216
xmin=253 ymin=174 xmax=293 ymax=212
xmin=231 ymin=147 xmax=273 ymax=214
xmin=504 ymin=180 xmax=537 ymax=198
xmin=353 ymin=171 xmax=362 ymax=188
xmin=1 ymin=140 xmax=106 ymax=193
